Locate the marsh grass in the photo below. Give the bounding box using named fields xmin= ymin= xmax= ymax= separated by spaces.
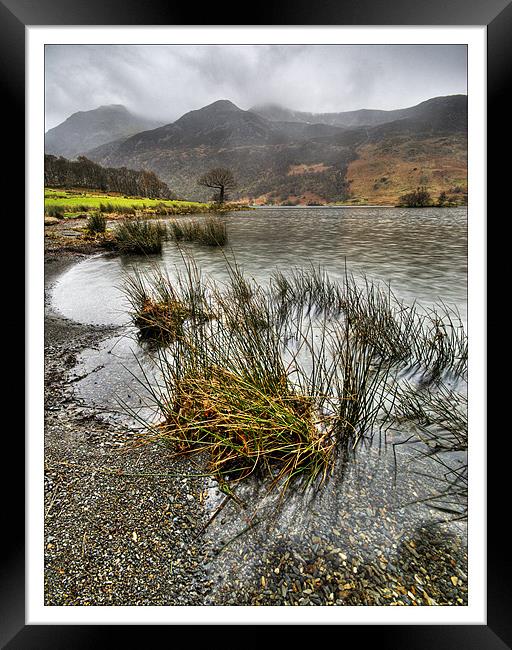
xmin=124 ymin=262 xmax=397 ymax=490
xmin=271 ymin=266 xmax=345 ymax=320
xmin=45 ymin=205 xmax=65 ymax=219
xmin=170 ymin=216 xmax=227 ymax=246
xmin=86 ymin=211 xmax=107 ymax=234
xmin=114 ymin=219 xmax=167 ymax=254
xmin=123 ymin=264 xmax=212 ymax=343
xmin=393 ymin=381 xmax=467 ymax=450
xmin=272 ymin=267 xmax=467 ymax=384
xmin=160 ymin=367 xmax=335 ymax=487
xmin=413 ymin=305 xmax=467 ymax=383
xmin=123 ymin=258 xmax=467 ymax=503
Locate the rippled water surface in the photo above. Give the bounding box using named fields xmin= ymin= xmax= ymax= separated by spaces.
xmin=52 ymin=207 xmax=467 ymax=326
xmin=53 ymin=207 xmax=469 ymax=580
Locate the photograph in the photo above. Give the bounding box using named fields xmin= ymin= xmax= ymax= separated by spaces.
xmin=41 ymin=39 xmax=473 ymax=612
xmin=0 ymin=0 xmax=505 ymax=637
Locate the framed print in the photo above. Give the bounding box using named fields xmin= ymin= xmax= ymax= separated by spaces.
xmin=1 ymin=0 xmax=505 ymax=644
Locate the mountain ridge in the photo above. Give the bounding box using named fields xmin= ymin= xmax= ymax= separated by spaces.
xmin=250 ymin=94 xmax=467 ymax=129
xmin=45 ymin=104 xmax=164 ymax=159
xmin=49 ymin=95 xmax=467 ymax=205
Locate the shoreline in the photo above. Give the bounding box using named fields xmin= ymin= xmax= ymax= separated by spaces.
xmin=43 ymin=235 xmax=468 ymax=607
xmin=44 ymin=248 xmax=213 ymax=605
xmin=249 ymin=204 xmax=467 ymax=209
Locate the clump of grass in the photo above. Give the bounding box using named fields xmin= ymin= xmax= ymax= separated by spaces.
xmin=123 ymin=265 xmax=212 ymax=343
xmin=45 ymin=205 xmax=65 ymax=219
xmin=113 ymin=219 xmax=167 ymax=254
xmin=160 ymin=366 xmax=334 ymax=486
xmin=125 ymin=261 xmax=392 ymax=491
xmin=169 ymin=216 xmax=227 ymax=246
xmin=134 ymin=298 xmax=190 ymax=342
xmin=75 ymin=204 xmax=93 ymax=213
xmin=124 ymin=258 xmax=467 ymax=509
xmin=86 ymin=211 xmax=106 ymax=234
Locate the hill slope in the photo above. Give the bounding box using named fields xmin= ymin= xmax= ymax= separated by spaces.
xmin=85 ymin=96 xmax=467 ymax=205
xmin=45 ymin=104 xmax=163 ymax=159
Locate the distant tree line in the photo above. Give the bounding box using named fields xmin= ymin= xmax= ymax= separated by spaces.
xmin=44 ymin=155 xmax=176 ymax=199
xmin=397 ymin=185 xmax=465 ymax=208
xmin=398 ymin=186 xmax=433 ymax=207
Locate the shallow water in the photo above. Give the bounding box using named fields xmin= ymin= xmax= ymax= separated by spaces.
xmin=53 ymin=207 xmax=468 ymax=563
xmin=59 ymin=207 xmax=467 ymax=436
xmin=52 ymin=207 xmax=467 ymax=326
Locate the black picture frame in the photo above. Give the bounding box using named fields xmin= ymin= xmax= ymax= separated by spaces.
xmin=4 ymin=0 xmax=503 ymax=645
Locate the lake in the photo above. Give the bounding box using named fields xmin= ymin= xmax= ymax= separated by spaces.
xmin=52 ymin=206 xmax=467 ymax=327
xmin=50 ymin=206 xmax=469 ymax=589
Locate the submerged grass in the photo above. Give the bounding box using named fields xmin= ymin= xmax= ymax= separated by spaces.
xmin=390 ymin=380 xmax=468 ymax=518
xmin=271 ymin=266 xmax=467 ymax=383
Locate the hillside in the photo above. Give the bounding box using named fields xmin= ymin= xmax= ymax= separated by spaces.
xmin=84 ymin=95 xmax=467 ymax=205
xmin=45 ymin=104 xmax=163 ymax=159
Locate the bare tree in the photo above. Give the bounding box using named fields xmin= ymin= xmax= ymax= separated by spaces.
xmin=198 ymin=168 xmax=235 ymax=204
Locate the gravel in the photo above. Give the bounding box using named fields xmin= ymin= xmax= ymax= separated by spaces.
xmin=44 ymin=252 xmax=212 ymax=605
xmin=44 ymin=241 xmax=468 ymax=608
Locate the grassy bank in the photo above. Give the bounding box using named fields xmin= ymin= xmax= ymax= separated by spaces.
xmin=44 ymin=187 xmax=249 ymax=218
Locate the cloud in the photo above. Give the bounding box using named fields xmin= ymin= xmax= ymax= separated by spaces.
xmin=45 ymin=44 xmax=467 ymax=130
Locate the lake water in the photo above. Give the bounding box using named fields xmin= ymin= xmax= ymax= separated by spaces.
xmin=52 ymin=207 xmax=467 ymax=327
xmin=52 ymin=206 xmax=468 ymax=426
xmin=50 ymin=206 xmax=469 ymax=585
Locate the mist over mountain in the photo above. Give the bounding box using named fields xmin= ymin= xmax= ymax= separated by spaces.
xmin=48 ymin=95 xmax=467 ymax=205
xmin=44 ymin=104 xmax=163 ymax=159
xmin=250 ymin=95 xmax=467 ymax=130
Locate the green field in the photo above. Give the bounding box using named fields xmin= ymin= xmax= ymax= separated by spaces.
xmin=44 ymin=188 xmax=226 ymax=217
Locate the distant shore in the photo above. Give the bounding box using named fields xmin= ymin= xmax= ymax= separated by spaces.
xmin=250 ymin=204 xmax=467 ymax=209
xmin=251 ymin=204 xmax=396 ymax=209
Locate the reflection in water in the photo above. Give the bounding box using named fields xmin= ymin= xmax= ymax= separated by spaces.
xmin=52 ymin=207 xmax=467 ymax=326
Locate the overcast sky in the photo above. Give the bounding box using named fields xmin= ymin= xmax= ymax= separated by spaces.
xmin=45 ymin=44 xmax=467 ymax=130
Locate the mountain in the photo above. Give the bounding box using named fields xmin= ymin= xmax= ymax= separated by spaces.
xmin=85 ymin=95 xmax=467 ymax=205
xmin=44 ymin=104 xmax=163 ymax=159
xmin=250 ymin=95 xmax=467 ymax=130
xmin=86 ymin=100 xmax=354 ymax=203
xmin=93 ymin=100 xmax=346 ymax=155
xmin=102 ymin=100 xmax=277 ymax=151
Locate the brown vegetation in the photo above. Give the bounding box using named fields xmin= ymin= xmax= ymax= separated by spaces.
xmin=287 ymin=163 xmax=332 ymax=176
xmin=346 ymin=136 xmax=467 ymax=205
